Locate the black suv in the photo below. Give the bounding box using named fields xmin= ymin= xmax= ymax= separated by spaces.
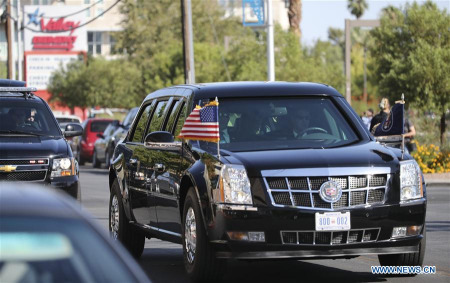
xmin=109 ymin=82 xmax=426 ymax=282
xmin=0 ymin=79 xmax=83 ymax=199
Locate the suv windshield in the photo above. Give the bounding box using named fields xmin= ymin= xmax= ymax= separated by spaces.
xmin=0 ymin=100 xmax=61 ymax=136
xmin=209 ymin=97 xmax=359 ymax=152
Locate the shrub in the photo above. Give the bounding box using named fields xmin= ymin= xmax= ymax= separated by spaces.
xmin=412 ymin=141 xmax=450 ymax=173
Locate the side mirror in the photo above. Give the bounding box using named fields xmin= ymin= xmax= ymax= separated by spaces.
xmin=97 ymin=133 xmax=105 ymax=139
xmin=145 ymin=131 xmax=174 ymax=143
xmin=64 ymin=123 xmax=83 ymax=138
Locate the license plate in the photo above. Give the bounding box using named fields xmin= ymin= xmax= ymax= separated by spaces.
xmin=315 ymin=212 xmax=351 ymax=231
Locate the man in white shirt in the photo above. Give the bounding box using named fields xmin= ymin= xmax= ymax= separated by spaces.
xmin=291 ymin=108 xmax=311 ymax=138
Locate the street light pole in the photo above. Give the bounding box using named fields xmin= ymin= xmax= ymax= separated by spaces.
xmin=181 ymin=0 xmax=195 ymax=84
xmin=266 ymin=0 xmax=275 ymax=81
xmin=16 ymin=0 xmax=22 ymax=81
xmin=6 ymin=0 xmax=13 ymax=79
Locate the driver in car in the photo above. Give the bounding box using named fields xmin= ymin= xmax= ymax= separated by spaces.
xmin=291 ymin=108 xmax=311 ymax=138
xmin=9 ymin=108 xmax=39 ymax=130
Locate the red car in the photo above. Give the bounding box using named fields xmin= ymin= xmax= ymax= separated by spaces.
xmin=76 ymin=118 xmax=114 ymax=165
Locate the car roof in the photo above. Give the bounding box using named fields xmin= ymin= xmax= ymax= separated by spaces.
xmin=0 ymin=79 xmax=26 ymax=87
xmin=145 ymin=81 xmax=343 ymax=102
xmin=0 ymin=184 xmax=81 ymax=219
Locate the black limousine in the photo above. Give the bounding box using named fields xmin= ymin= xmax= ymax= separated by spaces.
xmin=108 ymin=82 xmax=426 ymax=282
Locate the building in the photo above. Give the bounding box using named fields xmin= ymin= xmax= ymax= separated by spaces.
xmin=0 ymin=0 xmax=124 ymax=118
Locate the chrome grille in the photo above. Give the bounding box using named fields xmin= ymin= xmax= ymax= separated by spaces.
xmin=281 ymin=228 xmax=381 ymax=245
xmin=369 ymin=175 xmax=387 ymax=187
xmin=264 ymin=173 xmax=389 ymax=211
xmin=292 ymin=193 xmax=311 ymax=207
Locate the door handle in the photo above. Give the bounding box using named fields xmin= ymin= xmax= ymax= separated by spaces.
xmin=154 ymin=163 xmax=165 ymax=172
xmin=129 ymin=158 xmax=138 ymax=164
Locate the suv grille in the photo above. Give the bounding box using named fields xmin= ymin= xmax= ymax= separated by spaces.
xmin=0 ymin=171 xmax=47 ymax=181
xmin=281 ymin=228 xmax=380 ymax=245
xmin=0 ymin=159 xmax=49 ymax=165
xmin=265 ymin=174 xmax=388 ymax=211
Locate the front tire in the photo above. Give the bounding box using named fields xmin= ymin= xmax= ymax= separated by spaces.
xmin=92 ymin=150 xmax=101 ymax=168
xmin=182 ymin=188 xmax=226 ymax=282
xmin=109 ymin=179 xmax=145 ymax=258
xmin=378 ymin=227 xmax=426 ymax=272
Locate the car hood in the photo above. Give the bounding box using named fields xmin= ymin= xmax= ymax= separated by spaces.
xmin=222 ymin=141 xmax=399 ymax=177
xmin=0 ymin=136 xmax=69 ymax=158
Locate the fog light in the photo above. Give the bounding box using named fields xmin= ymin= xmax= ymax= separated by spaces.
xmin=227 ymin=231 xmax=265 ymax=242
xmin=227 ymin=232 xmax=248 ymax=241
xmin=392 ymin=227 xmax=407 ymax=238
xmin=248 ymin=232 xmax=265 ymax=242
xmin=407 ymin=225 xmax=422 ymax=236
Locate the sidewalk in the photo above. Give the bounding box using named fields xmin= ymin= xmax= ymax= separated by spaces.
xmin=424 ymin=172 xmax=450 ymax=187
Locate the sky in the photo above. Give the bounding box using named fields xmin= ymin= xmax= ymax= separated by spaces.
xmin=300 ymin=0 xmax=449 ymax=45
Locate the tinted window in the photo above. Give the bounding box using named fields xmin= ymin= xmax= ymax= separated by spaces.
xmin=122 ymin=107 xmax=139 ymax=127
xmin=0 ymin=100 xmax=61 ymax=136
xmin=131 ymin=104 xmax=153 ymax=142
xmin=211 ymin=98 xmax=359 ymax=152
xmin=90 ymin=121 xmax=111 ymax=133
xmin=148 ymin=101 xmax=168 ymax=133
xmin=56 ymin=117 xmax=81 ymax=124
xmin=0 ymin=217 xmax=138 ymax=283
xmin=165 ymin=100 xmax=182 ymax=133
xmin=174 ymin=103 xmax=187 ymax=141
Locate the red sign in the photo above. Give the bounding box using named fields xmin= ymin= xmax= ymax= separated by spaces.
xmin=31 ymin=18 xmax=80 ymax=51
xmin=32 ymin=36 xmax=77 ymax=51
xmin=40 ymin=18 xmax=80 ymax=35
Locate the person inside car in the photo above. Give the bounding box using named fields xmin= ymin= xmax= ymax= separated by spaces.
xmin=9 ymin=108 xmax=39 ymax=131
xmin=291 ymin=108 xmax=311 ymax=138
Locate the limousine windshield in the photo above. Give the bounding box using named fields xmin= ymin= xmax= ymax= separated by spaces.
xmin=213 ymin=97 xmax=360 ymax=152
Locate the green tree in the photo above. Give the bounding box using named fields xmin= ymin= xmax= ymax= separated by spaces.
xmin=48 ymin=58 xmax=142 ymax=109
xmin=370 ymin=2 xmax=449 ymax=145
xmin=347 ymin=0 xmax=368 ymax=19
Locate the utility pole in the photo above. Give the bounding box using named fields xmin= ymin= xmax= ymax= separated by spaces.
xmin=16 ymin=0 xmax=21 ymax=81
xmin=6 ymin=0 xmax=13 ymax=79
xmin=181 ymin=0 xmax=195 ymax=84
xmin=266 ymin=0 xmax=275 ymax=81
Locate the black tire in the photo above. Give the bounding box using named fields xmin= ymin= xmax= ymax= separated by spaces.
xmin=105 ymin=149 xmax=111 ymax=168
xmin=182 ymin=188 xmax=226 ymax=282
xmin=378 ymin=227 xmax=426 ymax=271
xmin=77 ymin=148 xmax=85 ymax=166
xmin=92 ymin=150 xmax=101 ymax=168
xmin=109 ymin=179 xmax=145 ymax=258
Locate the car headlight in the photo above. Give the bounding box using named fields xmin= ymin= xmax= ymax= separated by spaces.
xmin=51 ymin=158 xmax=75 ymax=178
xmin=218 ymin=164 xmax=253 ymax=205
xmin=400 ymin=160 xmax=423 ymax=201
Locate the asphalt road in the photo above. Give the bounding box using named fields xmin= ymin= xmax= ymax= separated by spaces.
xmin=79 ymin=165 xmax=450 ymax=283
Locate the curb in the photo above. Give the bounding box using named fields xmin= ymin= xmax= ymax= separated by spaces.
xmin=426 ymin=182 xmax=450 ymax=187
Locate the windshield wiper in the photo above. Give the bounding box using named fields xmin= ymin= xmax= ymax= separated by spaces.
xmin=0 ymin=130 xmax=44 ymax=136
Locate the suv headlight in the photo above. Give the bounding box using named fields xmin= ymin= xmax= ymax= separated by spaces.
xmin=218 ymin=165 xmax=253 ymax=205
xmin=400 ymin=160 xmax=423 ymax=201
xmin=51 ymin=158 xmax=75 ymax=178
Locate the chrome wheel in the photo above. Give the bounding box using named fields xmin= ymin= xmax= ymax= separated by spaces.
xmin=184 ymin=207 xmax=197 ymax=264
xmin=110 ymin=195 xmax=120 ymax=239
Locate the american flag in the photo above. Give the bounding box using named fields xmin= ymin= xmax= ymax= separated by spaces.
xmin=177 ymin=100 xmax=220 ymax=142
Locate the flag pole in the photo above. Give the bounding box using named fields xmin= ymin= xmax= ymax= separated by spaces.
xmin=401 ymin=93 xmax=405 ymax=159
xmin=216 ymin=97 xmax=220 ymax=160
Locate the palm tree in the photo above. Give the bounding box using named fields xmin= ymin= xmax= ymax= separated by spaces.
xmin=347 ymin=0 xmax=368 ymax=19
xmin=288 ymin=0 xmax=302 ymax=38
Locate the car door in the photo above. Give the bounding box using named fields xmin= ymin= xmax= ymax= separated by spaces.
xmin=152 ymin=96 xmax=188 ymax=234
xmin=126 ymin=101 xmax=155 ymax=226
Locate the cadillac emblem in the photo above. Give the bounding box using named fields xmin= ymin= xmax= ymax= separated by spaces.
xmin=0 ymin=165 xmax=17 ymax=173
xmin=319 ymin=180 xmax=342 ymax=203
